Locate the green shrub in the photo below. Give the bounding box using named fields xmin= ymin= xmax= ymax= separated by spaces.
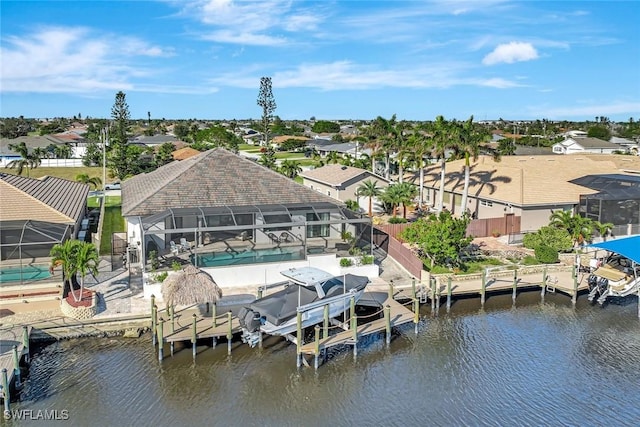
xmin=151 ymin=271 xmax=168 ymax=283
xmin=523 ymin=226 xmax=572 ymax=253
xmin=429 ymin=265 xmax=452 ymax=274
xmin=360 ymin=255 xmax=374 ymax=265
xmin=535 ymin=245 xmax=559 ymax=264
xmin=171 ymin=260 xmax=182 ymax=271
xmin=388 ymin=217 xmax=407 ymax=224
xmin=149 ymin=250 xmax=159 ymax=271
xmin=522 ymin=255 xmax=539 ymax=265
xmin=340 ymin=258 xmax=353 ymax=267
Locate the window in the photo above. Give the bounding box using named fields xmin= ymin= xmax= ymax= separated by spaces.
xmin=480 ymin=200 xmax=493 ymax=207
xmin=306 ymin=212 xmax=330 ymax=238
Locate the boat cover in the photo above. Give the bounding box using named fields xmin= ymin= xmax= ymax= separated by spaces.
xmin=588 ymin=235 xmax=640 ymax=264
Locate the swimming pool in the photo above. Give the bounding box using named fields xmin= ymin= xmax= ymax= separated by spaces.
xmin=0 ymin=265 xmax=52 ymax=284
xmin=192 ymin=246 xmax=304 ymax=268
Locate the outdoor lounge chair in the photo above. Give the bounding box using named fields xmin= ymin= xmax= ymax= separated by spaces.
xmin=169 ymin=240 xmax=180 ymax=255
xmin=268 ymin=232 xmax=281 ymax=243
xmin=179 ymin=237 xmax=191 ymax=251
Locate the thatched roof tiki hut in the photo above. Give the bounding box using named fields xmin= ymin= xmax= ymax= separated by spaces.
xmin=161 ymin=265 xmax=223 ymax=308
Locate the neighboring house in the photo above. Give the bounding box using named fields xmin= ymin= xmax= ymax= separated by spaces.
xmin=300 ymin=164 xmax=390 ymax=213
xmin=410 ymin=154 xmax=640 ymax=231
xmin=121 ymin=148 xmax=372 ymax=292
xmin=610 ymin=136 xmax=639 ymax=155
xmin=552 ymin=137 xmax=620 ymax=154
xmin=171 ymin=147 xmax=201 ymax=161
xmin=0 ymin=135 xmax=68 ymax=166
xmin=0 ymin=173 xmax=89 ymax=262
xmin=305 ymin=140 xmax=371 ymax=159
xmin=132 ymin=135 xmax=184 ymax=147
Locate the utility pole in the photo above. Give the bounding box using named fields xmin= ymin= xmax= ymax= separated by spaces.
xmin=102 ymin=124 xmax=108 ymax=191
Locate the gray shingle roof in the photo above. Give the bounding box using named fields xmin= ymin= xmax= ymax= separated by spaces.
xmin=301 ymin=164 xmax=371 ymax=186
xmin=569 ymin=137 xmax=620 ymax=149
xmin=0 ymin=173 xmax=89 ymax=223
xmin=121 ymin=148 xmax=342 ymax=217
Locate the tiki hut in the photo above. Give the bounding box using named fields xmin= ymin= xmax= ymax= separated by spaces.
xmin=161 ymin=265 xmax=223 ymax=307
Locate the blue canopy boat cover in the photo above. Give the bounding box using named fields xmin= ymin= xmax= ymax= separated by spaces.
xmin=588 ymin=235 xmax=640 ymax=264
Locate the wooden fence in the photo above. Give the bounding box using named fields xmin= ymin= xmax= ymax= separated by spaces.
xmin=465 ymin=214 xmax=521 ymax=238
xmin=374 ymin=224 xmax=423 ymax=280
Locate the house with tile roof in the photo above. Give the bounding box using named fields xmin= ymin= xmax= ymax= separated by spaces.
xmin=0 ymin=173 xmax=89 ymax=265
xmin=171 ymin=146 xmax=201 ymax=161
xmin=552 ymin=137 xmax=621 ymax=155
xmin=408 ymin=155 xmax=640 ymax=232
xmin=300 ymin=164 xmax=390 ymax=213
xmin=120 ymin=148 xmax=373 ymax=292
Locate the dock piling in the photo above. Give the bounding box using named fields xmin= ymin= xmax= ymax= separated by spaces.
xmin=512 ymin=269 xmax=518 ymax=302
xmin=541 ymin=267 xmax=548 ymax=299
xmin=2 ymin=368 xmax=9 ymax=414
xmin=22 ymin=326 xmax=29 ymax=363
xmin=170 ymin=305 xmax=175 ymax=333
xmin=446 ymin=276 xmax=452 ymax=312
xmin=212 ymin=302 xmax=218 ymax=348
xmin=314 ymin=325 xmax=320 ymax=370
xmin=388 ymin=280 xmax=394 ymax=301
xmin=157 ymin=318 xmax=164 ymax=362
xmin=152 ymin=305 xmax=158 ymax=346
xmin=412 ymin=278 xmax=416 ymax=298
xmin=413 ymin=298 xmax=419 ymax=334
xmin=323 ymin=304 xmax=329 ymax=340
xmin=351 ymin=312 xmax=358 ymax=360
xmin=430 ymin=278 xmax=435 ymax=311
xmin=12 ymin=345 xmax=20 ymax=388
xmin=384 ymin=305 xmax=391 ymax=346
xmin=191 ymin=313 xmax=197 ymax=359
xmin=572 ymin=263 xmax=578 ymax=305
xmin=296 ymin=311 xmax=302 ymax=368
xmin=257 ymin=287 xmax=263 ymax=299
xmin=226 ymin=311 xmax=233 ymax=356
xmin=481 ymin=270 xmax=487 ymax=306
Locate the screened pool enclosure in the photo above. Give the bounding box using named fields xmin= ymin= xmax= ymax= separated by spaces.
xmin=128 ymin=202 xmax=372 ymax=271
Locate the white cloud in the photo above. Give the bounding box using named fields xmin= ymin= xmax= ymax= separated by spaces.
xmin=210 ymin=60 xmax=521 ymax=91
xmin=0 ymin=26 xmax=184 ymax=94
xmin=529 ymin=102 xmax=640 ymax=119
xmin=482 ymin=42 xmax=539 ymax=65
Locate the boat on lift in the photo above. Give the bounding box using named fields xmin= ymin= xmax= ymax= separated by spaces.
xmin=238 ymin=267 xmax=369 ymax=347
xmin=586 ymin=236 xmax=640 ymax=306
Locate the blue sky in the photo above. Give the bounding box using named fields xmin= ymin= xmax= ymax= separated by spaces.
xmin=1 ymin=0 xmax=639 ymax=121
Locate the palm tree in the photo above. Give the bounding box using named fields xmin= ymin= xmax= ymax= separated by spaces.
xmin=593 ymin=221 xmax=614 ymax=241
xmin=74 ymin=241 xmax=100 ymax=303
xmin=406 ymin=131 xmax=430 ymax=209
xmin=396 ymin=182 xmax=418 ymax=218
xmin=326 ymin=151 xmax=340 ymax=165
xmin=381 ymin=184 xmax=404 ymax=217
xmin=75 ymin=173 xmax=102 ymax=190
xmin=279 ymin=159 xmax=302 ymax=179
xmin=453 ymin=116 xmax=483 ymax=215
xmin=549 ymin=211 xmax=593 ymax=247
xmin=357 ymin=180 xmax=382 ymax=217
xmin=431 ymin=116 xmax=454 ymax=212
xmin=50 ymin=240 xmax=80 ymax=302
xmin=7 ymin=142 xmax=42 ymax=177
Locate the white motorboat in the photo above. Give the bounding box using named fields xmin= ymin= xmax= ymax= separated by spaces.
xmin=587 ymin=236 xmax=640 ymax=305
xmin=238 ymin=267 xmax=369 ymax=346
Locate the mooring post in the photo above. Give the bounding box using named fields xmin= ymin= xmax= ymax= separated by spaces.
xmin=350 ymin=296 xmax=356 ymax=330
xmin=572 ymin=262 xmax=578 ymax=305
xmin=541 ymin=266 xmax=548 ymax=298
xmin=157 ymin=318 xmax=164 ymax=362
xmin=226 ymin=311 xmax=233 ymax=356
xmin=296 ymin=311 xmax=302 ymax=368
xmin=212 ymin=302 xmax=218 ymax=348
xmin=323 ymin=304 xmax=329 ymax=340
xmin=430 ymin=278 xmax=435 ymax=311
xmin=413 ymin=298 xmax=419 ymax=334
xmin=352 ymin=312 xmax=358 ymax=360
xmin=314 ymin=325 xmax=320 ymax=370
xmin=152 ymin=305 xmax=158 ymax=346
xmin=22 ymin=325 xmax=29 ymax=364
xmin=388 ymin=280 xmax=394 ymax=301
xmin=12 ymin=345 xmax=20 ymax=388
xmin=191 ymin=313 xmax=198 ymax=359
xmin=150 ymin=294 xmax=155 ymax=321
xmin=412 ymin=277 xmax=416 ymax=298
xmin=384 ymin=305 xmax=391 ymax=346
xmin=170 ymin=305 xmax=175 ymax=333
xmin=170 ymin=341 xmax=174 ymax=356
xmin=512 ymin=269 xmax=518 ymax=302
xmin=481 ymin=270 xmax=486 ymax=306
xmin=257 ymin=286 xmax=263 ymax=299
xmin=2 ymin=368 xmax=9 ymax=414
xmin=206 ymin=302 xmax=210 ymax=314
xmin=446 ymin=276 xmax=452 ymax=312
xmin=435 ymin=278 xmax=441 ymax=315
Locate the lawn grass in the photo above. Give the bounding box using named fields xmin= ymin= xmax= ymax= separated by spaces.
xmin=0 ymin=166 xmax=104 ymax=183
xmin=274 ymin=152 xmax=307 ymax=159
xmin=87 ymin=195 xmax=122 ymax=209
xmin=100 ymin=205 xmax=125 ymax=255
xmin=239 ymin=144 xmax=261 ymax=152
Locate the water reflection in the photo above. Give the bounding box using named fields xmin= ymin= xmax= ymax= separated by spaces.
xmin=14 ymin=292 xmax=640 ymax=426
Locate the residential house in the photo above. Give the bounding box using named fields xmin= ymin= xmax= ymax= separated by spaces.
xmin=409 ymin=154 xmax=640 ymax=232
xmin=0 ymin=135 xmax=68 ymax=166
xmin=552 ymin=137 xmax=621 ymax=154
xmin=0 ymin=173 xmax=89 ymax=263
xmin=171 ymin=146 xmax=201 ymax=161
xmin=120 ymin=148 xmax=373 ymax=293
xmin=300 ymin=164 xmax=390 ymax=214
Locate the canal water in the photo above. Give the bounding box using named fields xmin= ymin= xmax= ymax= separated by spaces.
xmin=12 ymin=292 xmax=640 ymax=426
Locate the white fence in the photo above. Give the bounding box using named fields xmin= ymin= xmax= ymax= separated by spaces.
xmin=0 ymin=158 xmax=84 ymax=167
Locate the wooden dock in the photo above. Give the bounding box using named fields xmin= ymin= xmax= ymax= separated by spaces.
xmin=0 ymin=326 xmax=31 ymax=408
